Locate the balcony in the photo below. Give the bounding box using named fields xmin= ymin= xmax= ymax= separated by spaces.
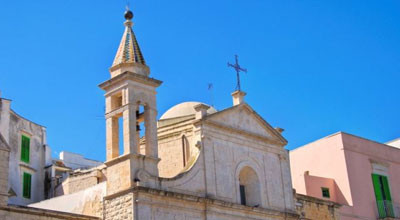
xmin=377 ymin=200 xmax=400 ymax=219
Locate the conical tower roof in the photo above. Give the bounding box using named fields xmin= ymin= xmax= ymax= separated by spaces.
xmin=110 ymin=9 xmax=150 ymax=77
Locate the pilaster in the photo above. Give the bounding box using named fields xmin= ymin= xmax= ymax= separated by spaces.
xmin=123 ymin=105 xmax=138 ymax=154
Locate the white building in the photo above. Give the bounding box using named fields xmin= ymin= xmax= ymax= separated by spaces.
xmin=386 ymin=138 xmax=400 ymax=149
xmin=0 ymin=97 xmax=51 ymax=205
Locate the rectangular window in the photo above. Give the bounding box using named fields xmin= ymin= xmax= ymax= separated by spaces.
xmin=372 ymin=174 xmax=394 ymax=218
xmin=321 ymin=187 xmax=330 ymax=198
xmin=22 ymin=172 xmax=31 ymax=199
xmin=20 ymin=135 xmax=30 ymax=163
xmin=239 ymin=185 xmax=246 ymax=205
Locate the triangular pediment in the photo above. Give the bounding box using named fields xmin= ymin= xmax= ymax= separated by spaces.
xmin=205 ymin=104 xmax=287 ymax=146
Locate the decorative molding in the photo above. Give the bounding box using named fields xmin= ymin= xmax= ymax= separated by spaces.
xmin=19 ymin=163 xmax=37 ymax=173
xmin=203 ymin=120 xmax=285 ymax=147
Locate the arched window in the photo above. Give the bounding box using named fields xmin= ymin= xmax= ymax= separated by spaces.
xmin=238 ymin=166 xmax=261 ymax=207
xmin=181 ymin=135 xmax=190 ymax=167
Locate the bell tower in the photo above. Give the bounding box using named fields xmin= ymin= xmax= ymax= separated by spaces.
xmin=99 ymin=8 xmax=162 ymax=195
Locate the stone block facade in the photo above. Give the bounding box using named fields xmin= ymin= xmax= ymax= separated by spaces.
xmin=295 ymin=193 xmax=340 ymax=220
xmin=103 ymin=191 xmax=134 ymax=219
xmin=102 ymin=187 xmax=299 ymax=220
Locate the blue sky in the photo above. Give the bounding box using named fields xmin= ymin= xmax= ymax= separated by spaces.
xmin=0 ymin=1 xmax=399 ymax=161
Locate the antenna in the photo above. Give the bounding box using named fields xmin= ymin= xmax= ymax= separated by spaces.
xmin=208 ymin=83 xmax=214 ymax=107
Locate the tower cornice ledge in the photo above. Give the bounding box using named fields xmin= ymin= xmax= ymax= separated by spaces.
xmin=99 ymin=71 xmax=162 ymax=90
xmin=104 ymin=153 xmax=160 ymax=167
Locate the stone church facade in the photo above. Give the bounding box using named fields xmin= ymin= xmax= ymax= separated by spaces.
xmin=98 ymin=8 xmax=297 ymax=219
xmin=0 ymin=7 xmax=341 ymax=220
xmin=33 ymin=8 xmax=298 ymax=219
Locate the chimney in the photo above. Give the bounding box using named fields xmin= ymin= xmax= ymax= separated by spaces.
xmin=231 ymin=90 xmax=246 ymax=106
xmin=194 ymin=103 xmax=210 ymax=120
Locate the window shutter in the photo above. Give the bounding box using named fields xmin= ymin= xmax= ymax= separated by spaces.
xmin=21 ymin=136 xmax=30 ymax=163
xmin=23 ymin=173 xmax=31 ymax=199
xmin=382 ymin=176 xmax=392 ymax=201
xmin=372 ymin=174 xmax=383 ymax=201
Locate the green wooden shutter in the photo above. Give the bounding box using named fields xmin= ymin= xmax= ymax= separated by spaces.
xmin=372 ymin=174 xmax=383 ymax=201
xmin=372 ymin=174 xmax=395 ymax=217
xmin=21 ymin=135 xmax=30 ymax=163
xmin=372 ymin=174 xmax=385 ymax=217
xmin=23 ymin=173 xmax=31 ymax=199
xmin=381 ymin=176 xmax=394 ymax=217
xmin=382 ymin=176 xmax=392 ymax=201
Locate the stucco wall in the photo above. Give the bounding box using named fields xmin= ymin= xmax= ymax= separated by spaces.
xmin=341 ymin=133 xmax=400 ymax=219
xmin=290 ymin=132 xmax=400 ymax=220
xmin=290 ymin=133 xmax=351 ymax=206
xmin=59 ymin=151 xmax=103 ymax=170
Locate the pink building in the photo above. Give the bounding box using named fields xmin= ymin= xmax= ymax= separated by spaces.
xmin=290 ymin=132 xmax=400 ymax=219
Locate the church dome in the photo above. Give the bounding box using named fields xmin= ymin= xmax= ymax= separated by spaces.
xmin=160 ymin=102 xmax=217 ymax=120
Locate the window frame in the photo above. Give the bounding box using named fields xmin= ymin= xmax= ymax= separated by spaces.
xmin=321 ymin=187 xmax=330 ymax=198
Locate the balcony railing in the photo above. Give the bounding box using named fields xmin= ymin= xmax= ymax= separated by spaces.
xmin=376 ymin=200 xmax=400 ymax=219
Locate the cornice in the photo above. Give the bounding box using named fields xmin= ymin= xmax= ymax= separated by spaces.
xmin=99 ymin=71 xmax=162 ymax=90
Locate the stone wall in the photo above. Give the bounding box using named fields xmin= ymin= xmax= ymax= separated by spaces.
xmin=0 ymin=135 xmax=10 ymax=206
xmin=29 ymin=182 xmax=106 ymax=218
xmin=55 ymin=168 xmax=104 ymax=196
xmin=295 ymin=193 xmax=340 ymax=220
xmin=0 ymin=205 xmax=99 ymax=220
xmin=103 ymin=191 xmax=134 ymax=220
xmin=157 ymin=117 xmax=196 ymax=178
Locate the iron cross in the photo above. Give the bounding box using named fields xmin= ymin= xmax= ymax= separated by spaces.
xmin=228 ymin=55 xmax=247 ymax=91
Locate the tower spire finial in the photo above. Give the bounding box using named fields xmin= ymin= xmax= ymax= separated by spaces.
xmin=109 ymin=6 xmax=149 ymax=77
xmin=124 ymin=7 xmax=133 ymax=21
